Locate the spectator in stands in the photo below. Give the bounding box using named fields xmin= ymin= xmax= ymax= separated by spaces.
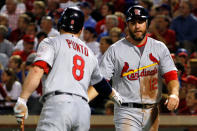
xmin=95 ymin=3 xmax=124 ymax=35
xmin=24 ymin=0 xmax=34 ymax=12
xmin=0 ymin=53 xmax=9 ymax=69
xmin=97 ymin=14 xmax=119 ymax=42
xmin=103 ymin=0 xmax=126 ymax=12
xmin=12 ymin=34 xmax=35 ymax=62
xmin=0 ymin=81 xmax=10 ymax=101
xmin=190 ymin=0 xmax=197 ymax=17
xmin=95 ymin=3 xmax=115 ymax=34
xmin=59 ymin=0 xmax=80 ymax=9
xmin=83 ymin=27 xmax=100 ymax=56
xmin=14 ymin=23 xmax=38 ymax=51
xmin=8 ymin=55 xmax=23 ymax=83
xmin=109 ymin=27 xmax=122 ymax=43
xmin=149 ymin=15 xmax=177 ymax=53
xmin=139 ymin=0 xmax=153 ymax=11
xmin=0 ymin=25 xmax=14 ymax=57
xmin=170 ymin=0 xmax=197 ymax=53
xmin=179 ymin=75 xmax=197 ymax=110
xmin=97 ymin=36 xmax=113 ymax=64
xmin=33 ymin=1 xmax=46 ymax=26
xmin=186 ymin=75 xmax=197 ymax=90
xmin=53 ymin=8 xmax=64 ymax=29
xmin=8 ymin=13 xmax=30 ymax=45
xmin=0 ymin=14 xmax=8 ymax=27
xmin=114 ymin=11 xmax=126 ymax=23
xmin=175 ymin=48 xmax=190 ymax=76
xmin=40 ymin=16 xmax=59 ymax=37
xmin=0 ymin=0 xmax=26 ymax=14
xmin=0 ymin=14 xmax=11 ymax=36
xmin=79 ymin=1 xmax=97 ymax=29
xmin=156 ymin=3 xmax=171 ymax=16
xmin=47 ymin=0 xmax=60 ymax=18
xmin=176 ymin=62 xmax=185 ymax=88
xmin=0 ymin=68 xmax=22 ymax=114
xmin=0 ymin=0 xmax=25 ymax=30
xmin=178 ymin=89 xmax=197 ymax=115
xmin=35 ymin=31 xmax=48 ymax=51
xmin=170 ymin=0 xmax=180 ymax=17
xmin=104 ymin=100 xmax=114 ymax=115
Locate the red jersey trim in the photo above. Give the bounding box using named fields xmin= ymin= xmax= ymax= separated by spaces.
xmin=33 ymin=61 xmax=50 ymax=74
xmin=163 ymin=70 xmax=178 ymax=84
xmin=136 ymin=35 xmax=147 ymax=47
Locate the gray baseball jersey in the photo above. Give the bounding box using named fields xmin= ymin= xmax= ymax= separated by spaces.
xmin=100 ymin=36 xmax=177 ymax=131
xmin=35 ymin=34 xmax=103 ymax=100
xmin=100 ymin=36 xmax=177 ymax=104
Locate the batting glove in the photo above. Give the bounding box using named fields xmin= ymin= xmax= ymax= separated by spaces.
xmin=13 ymin=97 xmax=28 ymax=124
xmin=111 ymin=88 xmax=123 ymax=106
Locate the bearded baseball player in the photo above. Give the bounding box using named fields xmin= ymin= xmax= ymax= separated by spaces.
xmin=88 ymin=5 xmax=179 ymax=131
xmin=13 ymin=7 xmax=122 ymax=131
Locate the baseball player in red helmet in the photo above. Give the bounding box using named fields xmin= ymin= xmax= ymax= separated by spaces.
xmin=13 ymin=7 xmax=122 ymax=131
xmin=88 ymin=5 xmax=179 ymax=131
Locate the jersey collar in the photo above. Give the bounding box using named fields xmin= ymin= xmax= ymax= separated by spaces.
xmin=136 ymin=35 xmax=147 ymax=48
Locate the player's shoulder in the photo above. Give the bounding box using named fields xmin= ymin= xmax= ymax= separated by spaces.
xmin=41 ymin=36 xmax=55 ymax=44
xmin=109 ymin=38 xmax=127 ymax=49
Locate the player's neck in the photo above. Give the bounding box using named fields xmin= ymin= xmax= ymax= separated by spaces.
xmin=60 ymin=30 xmax=81 ymax=37
xmin=126 ymin=35 xmax=147 ymax=47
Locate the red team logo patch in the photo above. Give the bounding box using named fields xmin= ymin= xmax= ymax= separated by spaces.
xmin=134 ymin=9 xmax=141 ymax=15
xmin=71 ymin=20 xmax=75 ymax=24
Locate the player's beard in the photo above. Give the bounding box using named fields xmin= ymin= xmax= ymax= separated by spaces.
xmin=129 ymin=28 xmax=147 ymax=42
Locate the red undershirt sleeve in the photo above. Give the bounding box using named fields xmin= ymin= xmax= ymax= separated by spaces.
xmin=33 ymin=61 xmax=50 ymax=74
xmin=163 ymin=70 xmax=178 ymax=84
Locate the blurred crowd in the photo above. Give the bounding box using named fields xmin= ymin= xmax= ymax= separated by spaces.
xmin=0 ymin=0 xmax=197 ymax=116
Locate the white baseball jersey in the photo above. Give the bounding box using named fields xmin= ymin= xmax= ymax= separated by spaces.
xmin=100 ymin=36 xmax=177 ymax=104
xmin=34 ymin=34 xmax=103 ymax=100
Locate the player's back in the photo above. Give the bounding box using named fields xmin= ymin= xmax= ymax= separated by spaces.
xmin=35 ymin=34 xmax=102 ymax=100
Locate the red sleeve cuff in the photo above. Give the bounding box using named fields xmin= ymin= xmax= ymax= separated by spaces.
xmin=163 ymin=70 xmax=178 ymax=84
xmin=33 ymin=61 xmax=50 ymax=74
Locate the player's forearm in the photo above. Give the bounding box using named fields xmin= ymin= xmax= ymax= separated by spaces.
xmin=20 ymin=66 xmax=44 ymax=101
xmin=87 ymin=86 xmax=98 ymax=102
xmin=167 ymin=80 xmax=179 ymax=96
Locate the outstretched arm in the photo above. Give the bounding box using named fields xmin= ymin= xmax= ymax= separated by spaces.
xmin=20 ymin=66 xmax=44 ymax=100
xmin=87 ymin=86 xmax=98 ymax=102
xmin=88 ymin=78 xmax=122 ymax=106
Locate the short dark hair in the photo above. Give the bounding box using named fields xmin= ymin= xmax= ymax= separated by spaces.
xmin=84 ymin=26 xmax=97 ymax=37
xmin=100 ymin=36 xmax=113 ymax=45
xmin=37 ymin=31 xmax=48 ymax=39
xmin=105 ymin=3 xmax=115 ymax=14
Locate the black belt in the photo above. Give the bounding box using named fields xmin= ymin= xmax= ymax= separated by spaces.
xmin=121 ymin=103 xmax=156 ymax=109
xmin=42 ymin=91 xmax=87 ymax=103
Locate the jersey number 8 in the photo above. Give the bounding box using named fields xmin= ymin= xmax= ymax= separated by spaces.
xmin=72 ymin=55 xmax=85 ymax=81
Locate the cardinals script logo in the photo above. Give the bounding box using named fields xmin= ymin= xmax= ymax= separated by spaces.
xmin=122 ymin=53 xmax=160 ymax=77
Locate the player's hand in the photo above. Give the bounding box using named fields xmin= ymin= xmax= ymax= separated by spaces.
xmin=110 ymin=88 xmax=123 ymax=106
xmin=13 ymin=97 xmax=28 ymax=124
xmin=165 ymin=94 xmax=179 ymax=111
